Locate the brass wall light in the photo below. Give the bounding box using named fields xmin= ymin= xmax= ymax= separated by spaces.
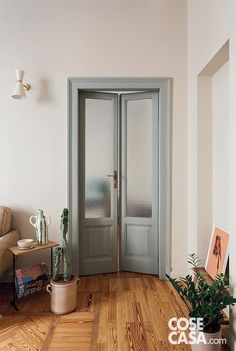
xmin=11 ymin=69 xmax=31 ymax=99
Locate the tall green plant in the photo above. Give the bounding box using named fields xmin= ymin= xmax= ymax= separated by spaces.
xmin=167 ymin=254 xmax=236 ymax=333
xmin=52 ymin=208 xmax=72 ymax=282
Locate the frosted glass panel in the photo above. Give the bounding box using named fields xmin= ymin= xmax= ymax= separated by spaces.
xmin=126 ymin=99 xmax=152 ymax=217
xmin=85 ymin=98 xmax=113 ymax=218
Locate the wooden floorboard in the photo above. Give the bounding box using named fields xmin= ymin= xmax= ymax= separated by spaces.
xmin=0 ymin=273 xmax=230 ymax=350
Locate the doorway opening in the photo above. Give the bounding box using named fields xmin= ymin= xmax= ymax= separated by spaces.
xmin=68 ymin=78 xmax=172 ymax=280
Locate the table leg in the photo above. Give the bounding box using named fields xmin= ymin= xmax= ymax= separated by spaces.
xmin=10 ymin=254 xmax=19 ymax=311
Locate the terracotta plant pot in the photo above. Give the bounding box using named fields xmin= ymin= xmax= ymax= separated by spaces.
xmin=46 ymin=275 xmax=79 ymax=315
xmin=191 ymin=328 xmax=222 ymax=351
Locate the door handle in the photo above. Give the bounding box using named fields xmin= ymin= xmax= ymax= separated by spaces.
xmin=107 ymin=171 xmax=118 ymax=189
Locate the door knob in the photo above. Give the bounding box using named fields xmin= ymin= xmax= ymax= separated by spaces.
xmin=107 ymin=171 xmax=118 ymax=189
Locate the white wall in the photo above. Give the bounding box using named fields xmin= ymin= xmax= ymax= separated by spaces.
xmin=188 ymin=1 xmax=236 ymax=348
xmin=187 ymin=0 xmax=229 ymax=255
xmin=0 ymin=0 xmax=188 ymax=275
xmin=195 ymin=60 xmax=229 ymax=261
xmin=212 ymin=62 xmax=229 ymax=230
xmin=197 ymin=75 xmax=213 ymax=261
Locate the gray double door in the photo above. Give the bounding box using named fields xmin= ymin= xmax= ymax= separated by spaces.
xmin=79 ymin=91 xmax=159 ymax=276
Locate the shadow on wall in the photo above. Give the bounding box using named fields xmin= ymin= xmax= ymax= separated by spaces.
xmin=36 ymin=78 xmax=53 ymax=103
xmin=11 ymin=209 xmax=35 ymax=241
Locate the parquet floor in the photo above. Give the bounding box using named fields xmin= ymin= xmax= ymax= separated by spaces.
xmin=0 ymin=273 xmax=229 ymax=350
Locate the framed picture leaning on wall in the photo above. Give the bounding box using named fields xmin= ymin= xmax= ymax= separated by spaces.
xmin=205 ymin=226 xmax=229 ymax=279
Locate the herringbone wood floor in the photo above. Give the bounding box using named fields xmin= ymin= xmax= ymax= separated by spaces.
xmin=0 ymin=273 xmax=230 ymax=350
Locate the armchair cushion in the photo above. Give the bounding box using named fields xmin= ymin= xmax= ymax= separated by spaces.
xmin=0 ymin=206 xmax=12 ymax=237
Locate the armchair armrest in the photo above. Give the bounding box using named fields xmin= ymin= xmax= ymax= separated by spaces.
xmin=0 ymin=230 xmax=20 ymax=278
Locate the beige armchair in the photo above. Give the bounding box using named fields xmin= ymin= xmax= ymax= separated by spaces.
xmin=0 ymin=206 xmax=20 ymax=278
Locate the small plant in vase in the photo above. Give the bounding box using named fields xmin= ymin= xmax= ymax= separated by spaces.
xmin=46 ymin=208 xmax=79 ymax=315
xmin=167 ymin=254 xmax=236 ymax=351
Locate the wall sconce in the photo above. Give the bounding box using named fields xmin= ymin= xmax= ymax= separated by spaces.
xmin=11 ymin=69 xmax=31 ymax=99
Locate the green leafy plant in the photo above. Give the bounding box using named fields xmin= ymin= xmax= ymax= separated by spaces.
xmin=167 ymin=254 xmax=236 ymax=333
xmin=52 ymin=208 xmax=72 ymax=282
xmin=187 ymin=252 xmax=201 ymax=268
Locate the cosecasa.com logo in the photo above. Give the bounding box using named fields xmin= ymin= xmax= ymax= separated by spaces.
xmin=168 ymin=318 xmax=226 ymax=345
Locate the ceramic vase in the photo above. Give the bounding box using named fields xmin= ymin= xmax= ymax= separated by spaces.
xmin=46 ymin=276 xmax=79 ymax=315
xmin=29 ymin=209 xmax=51 ymax=244
xmin=191 ymin=328 xmax=222 ymax=351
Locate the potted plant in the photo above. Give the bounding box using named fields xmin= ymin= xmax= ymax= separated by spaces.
xmin=46 ymin=208 xmax=79 ymax=315
xmin=167 ymin=254 xmax=236 ymax=350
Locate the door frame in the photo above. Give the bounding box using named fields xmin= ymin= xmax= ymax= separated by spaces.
xmin=68 ymin=77 xmax=172 ymax=280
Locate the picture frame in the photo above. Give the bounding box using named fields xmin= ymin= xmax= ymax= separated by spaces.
xmin=205 ymin=226 xmax=229 ymax=279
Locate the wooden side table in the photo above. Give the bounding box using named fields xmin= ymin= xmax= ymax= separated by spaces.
xmin=8 ymin=241 xmax=58 ymax=311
